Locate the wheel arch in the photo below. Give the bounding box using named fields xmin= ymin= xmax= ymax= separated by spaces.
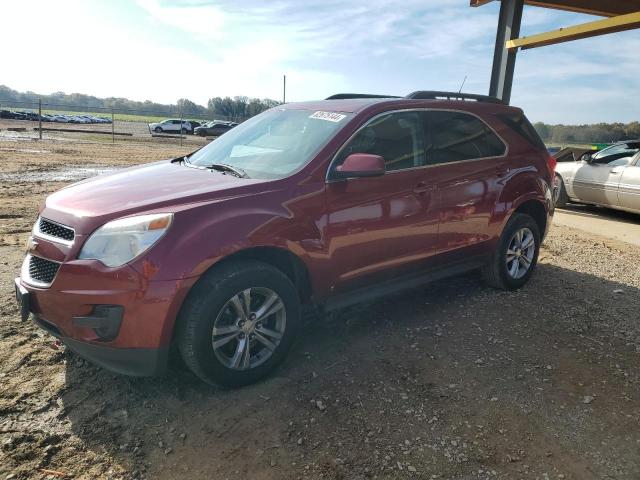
xmin=512 ymin=199 xmax=548 ymax=238
xmin=214 ymin=246 xmax=313 ymax=304
xmin=165 ymin=246 xmax=313 ymax=353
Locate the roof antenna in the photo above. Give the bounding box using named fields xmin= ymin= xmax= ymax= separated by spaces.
xmin=458 ymin=75 xmax=468 ymax=94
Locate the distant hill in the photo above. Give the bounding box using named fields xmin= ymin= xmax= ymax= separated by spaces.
xmin=0 ymin=85 xmax=279 ymax=120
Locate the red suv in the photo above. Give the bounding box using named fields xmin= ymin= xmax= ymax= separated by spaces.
xmin=15 ymin=91 xmax=555 ymax=386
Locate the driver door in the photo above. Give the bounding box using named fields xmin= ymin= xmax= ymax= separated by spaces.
xmin=324 ymin=111 xmax=440 ymax=294
xmin=573 ymin=144 xmax=640 ymax=205
xmin=573 ymin=161 xmax=625 ymax=206
xmin=618 ymin=154 xmax=640 ymax=212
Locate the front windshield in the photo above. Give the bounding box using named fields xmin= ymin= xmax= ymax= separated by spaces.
xmin=188 ymin=108 xmax=353 ymax=179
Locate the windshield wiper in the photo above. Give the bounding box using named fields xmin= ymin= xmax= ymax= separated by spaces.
xmin=205 ymin=163 xmax=249 ymax=178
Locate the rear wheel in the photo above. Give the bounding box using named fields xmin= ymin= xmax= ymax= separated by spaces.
xmin=554 ymin=174 xmax=569 ymax=208
xmin=481 ymin=213 xmax=541 ymax=290
xmin=177 ymin=260 xmax=300 ymax=387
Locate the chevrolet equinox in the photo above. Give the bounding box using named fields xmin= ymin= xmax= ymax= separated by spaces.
xmin=15 ymin=91 xmax=555 ymax=386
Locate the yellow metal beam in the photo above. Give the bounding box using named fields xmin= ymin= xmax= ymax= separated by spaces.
xmin=506 ymin=11 xmax=640 ymax=49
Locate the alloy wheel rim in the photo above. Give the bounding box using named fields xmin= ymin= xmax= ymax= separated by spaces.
xmin=505 ymin=227 xmax=535 ymax=279
xmin=211 ymin=287 xmax=286 ymax=371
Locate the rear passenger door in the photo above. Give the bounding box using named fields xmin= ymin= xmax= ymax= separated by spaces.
xmin=422 ymin=110 xmax=508 ymax=262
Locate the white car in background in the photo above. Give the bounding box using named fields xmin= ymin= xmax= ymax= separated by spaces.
xmin=148 ymin=119 xmax=193 ymax=134
xmin=555 ymin=140 xmax=640 ymax=214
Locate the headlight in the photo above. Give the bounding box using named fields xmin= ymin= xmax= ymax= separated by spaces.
xmin=78 ymin=213 xmax=173 ymax=267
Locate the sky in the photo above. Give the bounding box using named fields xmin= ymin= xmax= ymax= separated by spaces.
xmin=3 ymin=0 xmax=639 ymax=124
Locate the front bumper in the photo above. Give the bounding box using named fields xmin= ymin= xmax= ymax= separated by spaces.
xmin=17 ymin=257 xmax=197 ymax=376
xmin=35 ymin=315 xmax=168 ymax=376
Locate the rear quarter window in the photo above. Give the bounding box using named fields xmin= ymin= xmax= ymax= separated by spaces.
xmin=498 ymin=112 xmax=547 ymax=151
xmin=425 ymin=111 xmax=506 ymax=165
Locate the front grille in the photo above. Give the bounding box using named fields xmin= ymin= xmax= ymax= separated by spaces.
xmin=38 ymin=218 xmax=75 ymax=242
xmin=28 ymin=256 xmax=60 ymax=284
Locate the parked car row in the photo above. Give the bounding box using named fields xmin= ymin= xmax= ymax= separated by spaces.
xmin=0 ymin=109 xmax=112 ymax=124
xmin=148 ymin=118 xmax=237 ymax=136
xmin=194 ymin=120 xmax=238 ymax=137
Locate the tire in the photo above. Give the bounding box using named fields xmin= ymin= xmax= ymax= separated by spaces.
xmin=481 ymin=213 xmax=541 ymax=291
xmin=177 ymin=260 xmax=300 ymax=387
xmin=554 ymin=174 xmax=569 ymax=208
xmin=181 ymin=127 xmax=188 ymax=134
xmin=154 ymin=126 xmax=162 ymax=133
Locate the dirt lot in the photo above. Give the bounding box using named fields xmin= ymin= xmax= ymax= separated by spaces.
xmin=1 ymin=137 xmax=639 ymax=480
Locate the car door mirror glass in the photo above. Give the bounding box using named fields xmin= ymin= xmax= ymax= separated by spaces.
xmin=334 ymin=153 xmax=385 ymax=179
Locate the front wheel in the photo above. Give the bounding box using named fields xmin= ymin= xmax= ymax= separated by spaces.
xmin=554 ymin=174 xmax=569 ymax=208
xmin=154 ymin=126 xmax=162 ymax=133
xmin=177 ymin=260 xmax=300 ymax=387
xmin=481 ymin=213 xmax=541 ymax=290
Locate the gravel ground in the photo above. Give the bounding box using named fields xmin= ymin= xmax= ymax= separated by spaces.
xmin=0 ymin=140 xmax=639 ymax=480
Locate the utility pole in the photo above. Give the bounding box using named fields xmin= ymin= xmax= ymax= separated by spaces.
xmin=112 ymin=109 xmax=115 ymax=144
xmin=283 ymin=75 xmax=286 ymax=104
xmin=38 ymin=98 xmax=42 ymax=140
xmin=179 ymin=105 xmax=183 ymax=147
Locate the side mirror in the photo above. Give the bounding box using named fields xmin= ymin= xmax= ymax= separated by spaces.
xmin=334 ymin=153 xmax=385 ymax=179
xmin=580 ymin=153 xmax=593 ymax=163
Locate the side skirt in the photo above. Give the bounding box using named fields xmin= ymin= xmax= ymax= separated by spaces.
xmin=322 ymin=255 xmax=487 ymax=312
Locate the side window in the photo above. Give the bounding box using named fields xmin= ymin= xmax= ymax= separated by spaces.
xmin=334 ymin=111 xmax=425 ymax=172
xmin=425 ymin=111 xmax=506 ymax=165
xmin=592 ymin=144 xmax=640 ymax=165
xmin=607 ymin=157 xmax=632 ymax=167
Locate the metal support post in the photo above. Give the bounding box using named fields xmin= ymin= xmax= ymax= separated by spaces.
xmin=489 ymin=0 xmax=523 ymax=104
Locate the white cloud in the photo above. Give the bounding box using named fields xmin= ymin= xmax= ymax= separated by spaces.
xmin=2 ymin=0 xmax=639 ymax=122
xmin=136 ymin=0 xmax=225 ymax=40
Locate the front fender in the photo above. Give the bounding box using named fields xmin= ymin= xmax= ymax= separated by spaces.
xmin=128 ymin=186 xmax=324 ymax=283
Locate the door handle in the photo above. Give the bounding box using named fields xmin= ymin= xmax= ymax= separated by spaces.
xmin=495 ymin=166 xmax=510 ymax=175
xmin=413 ymin=182 xmax=434 ymax=194
xmin=610 ymin=167 xmax=625 ymax=174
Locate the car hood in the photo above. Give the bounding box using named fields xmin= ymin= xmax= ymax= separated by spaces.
xmin=555 ymin=161 xmax=578 ymax=176
xmin=42 ymin=160 xmax=270 ymax=234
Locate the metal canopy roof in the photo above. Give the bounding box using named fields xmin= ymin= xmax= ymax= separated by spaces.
xmin=471 ymin=0 xmax=640 ymax=17
xmin=473 ymin=0 xmax=640 ymax=103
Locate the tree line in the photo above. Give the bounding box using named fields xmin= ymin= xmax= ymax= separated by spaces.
xmin=2 ymin=85 xmax=638 ymax=136
xmin=0 ymin=85 xmax=280 ymax=120
xmin=533 ymin=121 xmax=640 ymax=145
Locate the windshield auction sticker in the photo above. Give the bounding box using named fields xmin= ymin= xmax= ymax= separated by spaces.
xmin=309 ymin=111 xmax=347 ymax=122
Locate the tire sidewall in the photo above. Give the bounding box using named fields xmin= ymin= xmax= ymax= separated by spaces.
xmin=179 ymin=263 xmax=300 ymax=387
xmin=496 ymin=214 xmax=541 ymax=289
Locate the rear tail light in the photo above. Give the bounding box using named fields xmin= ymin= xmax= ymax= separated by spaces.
xmin=547 ymin=154 xmax=557 ymax=179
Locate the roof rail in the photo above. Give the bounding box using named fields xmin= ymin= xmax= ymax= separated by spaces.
xmin=406 ymin=91 xmax=505 ymax=104
xmin=325 ymin=93 xmax=400 ymax=100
